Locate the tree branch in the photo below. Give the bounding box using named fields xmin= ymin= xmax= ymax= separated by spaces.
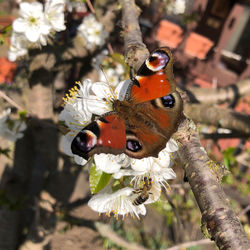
xmin=187 ymin=78 xmax=250 ymax=104
xmin=121 ymin=1 xmax=250 ymax=249
xmin=185 ymin=103 xmax=250 ymax=134
xmin=121 ymin=0 xmax=149 ymax=71
xmin=175 ymin=119 xmax=250 ymax=249
xmin=200 ymin=132 xmax=250 ymax=139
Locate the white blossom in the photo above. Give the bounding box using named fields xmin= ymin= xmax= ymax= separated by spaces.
xmin=111 ymin=139 xmax=178 ymax=191
xmin=167 ymin=0 xmax=186 ymax=15
xmin=8 ymin=33 xmax=28 ymax=61
xmin=44 ymin=0 xmax=66 ymax=32
xmin=77 ymin=14 xmax=108 ymax=49
xmin=0 ymin=109 xmax=26 ymax=142
xmin=65 ymin=0 xmax=87 ymax=12
xmin=59 ymin=79 xmax=118 ymax=165
xmin=88 ymin=186 xmax=146 ymax=219
xmin=12 ymin=2 xmax=51 ymax=45
xmin=92 ymin=50 xmax=125 ymax=88
xmin=99 ymin=65 xmax=125 ymax=88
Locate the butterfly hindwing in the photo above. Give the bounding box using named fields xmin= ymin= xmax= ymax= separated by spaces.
xmin=123 ymin=92 xmax=183 ymax=158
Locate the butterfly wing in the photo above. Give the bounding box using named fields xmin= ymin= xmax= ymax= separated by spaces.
xmin=129 ymin=47 xmax=176 ymax=104
xmin=71 ymin=47 xmax=183 ymax=161
xmin=71 ymin=114 xmax=126 ymax=160
xmin=123 ymin=92 xmax=183 ymax=158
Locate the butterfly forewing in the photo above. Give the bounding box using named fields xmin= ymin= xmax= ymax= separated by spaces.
xmin=129 ymin=47 xmax=176 ymax=104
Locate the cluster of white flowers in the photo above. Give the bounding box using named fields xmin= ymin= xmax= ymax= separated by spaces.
xmin=65 ymin=0 xmax=87 ymax=12
xmin=59 ymin=79 xmax=178 ymax=218
xmin=92 ymin=50 xmax=125 ymax=88
xmin=9 ymin=0 xmax=66 ymax=61
xmin=167 ymin=0 xmax=186 ymax=15
xmin=0 ymin=109 xmax=26 ymax=142
xmin=77 ymin=14 xmax=108 ymax=49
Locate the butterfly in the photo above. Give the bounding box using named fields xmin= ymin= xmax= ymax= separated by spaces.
xmin=71 ymin=47 xmax=183 ymax=160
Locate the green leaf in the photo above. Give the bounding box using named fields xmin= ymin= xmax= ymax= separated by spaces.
xmin=223 ymin=147 xmax=236 ymax=169
xmin=18 ymin=110 xmax=28 ymax=120
xmin=89 ymin=163 xmax=111 ymax=194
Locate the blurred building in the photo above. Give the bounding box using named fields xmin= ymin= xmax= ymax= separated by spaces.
xmin=156 ymin=0 xmax=250 ymax=87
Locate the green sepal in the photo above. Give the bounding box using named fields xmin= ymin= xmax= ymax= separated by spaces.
xmin=89 ymin=163 xmax=112 ymax=194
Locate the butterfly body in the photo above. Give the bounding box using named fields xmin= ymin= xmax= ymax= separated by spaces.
xmin=71 ymin=47 xmax=183 ymax=161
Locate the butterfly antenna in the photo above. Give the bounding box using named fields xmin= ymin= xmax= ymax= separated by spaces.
xmin=99 ymin=64 xmax=110 ymax=85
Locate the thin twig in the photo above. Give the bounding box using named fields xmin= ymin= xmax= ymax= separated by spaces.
xmin=86 ymin=0 xmax=95 ymax=13
xmin=163 ymin=191 xmax=186 ymax=242
xmin=238 ymin=205 xmax=250 ymax=217
xmin=165 ymin=238 xmax=214 ymax=250
xmin=95 ymin=222 xmax=148 ymax=250
xmin=0 ymin=90 xmax=25 ymax=112
xmin=0 ymin=23 xmax=11 ymax=34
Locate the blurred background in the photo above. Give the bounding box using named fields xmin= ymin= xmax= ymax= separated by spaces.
xmin=0 ymin=0 xmax=249 ymax=249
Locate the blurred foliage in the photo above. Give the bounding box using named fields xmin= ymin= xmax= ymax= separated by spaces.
xmin=222 ymin=147 xmax=236 ymax=170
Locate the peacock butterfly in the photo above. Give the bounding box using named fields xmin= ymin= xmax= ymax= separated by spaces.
xmin=71 ymin=47 xmax=183 ymax=160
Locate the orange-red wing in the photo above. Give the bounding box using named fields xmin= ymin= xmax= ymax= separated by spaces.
xmin=129 ymin=47 xmax=176 ymax=104
xmin=71 ymin=114 xmax=126 ymax=161
xmin=131 ymin=70 xmax=172 ymax=103
xmin=97 ymin=114 xmax=126 ymax=150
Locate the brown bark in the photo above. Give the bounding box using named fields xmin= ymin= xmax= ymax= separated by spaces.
xmin=184 ymin=103 xmax=250 ymax=134
xmin=188 ymin=78 xmax=250 ymax=104
xmin=121 ymin=0 xmax=250 ymax=249
xmin=121 ymin=0 xmax=149 ymax=71
xmin=175 ymin=119 xmax=250 ymax=249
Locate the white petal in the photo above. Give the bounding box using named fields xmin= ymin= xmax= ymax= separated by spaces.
xmin=165 ymin=139 xmax=178 ymax=152
xmin=113 ymin=169 xmax=136 ymax=179
xmin=114 ymin=80 xmax=131 ymax=101
xmin=131 ymin=157 xmax=154 ymax=172
xmin=74 ymin=155 xmax=87 ymax=166
xmin=60 ymin=133 xmax=74 ymax=156
xmin=39 ymin=35 xmax=47 ymax=46
xmin=162 ymin=168 xmax=176 ymax=179
xmin=90 ymin=82 xmax=114 ymax=99
xmin=12 ymin=18 xmax=27 ymax=33
xmin=25 ymin=28 xmax=40 ymax=42
xmin=86 ymin=99 xmax=111 ymax=115
xmin=94 ymin=154 xmax=123 ymax=174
